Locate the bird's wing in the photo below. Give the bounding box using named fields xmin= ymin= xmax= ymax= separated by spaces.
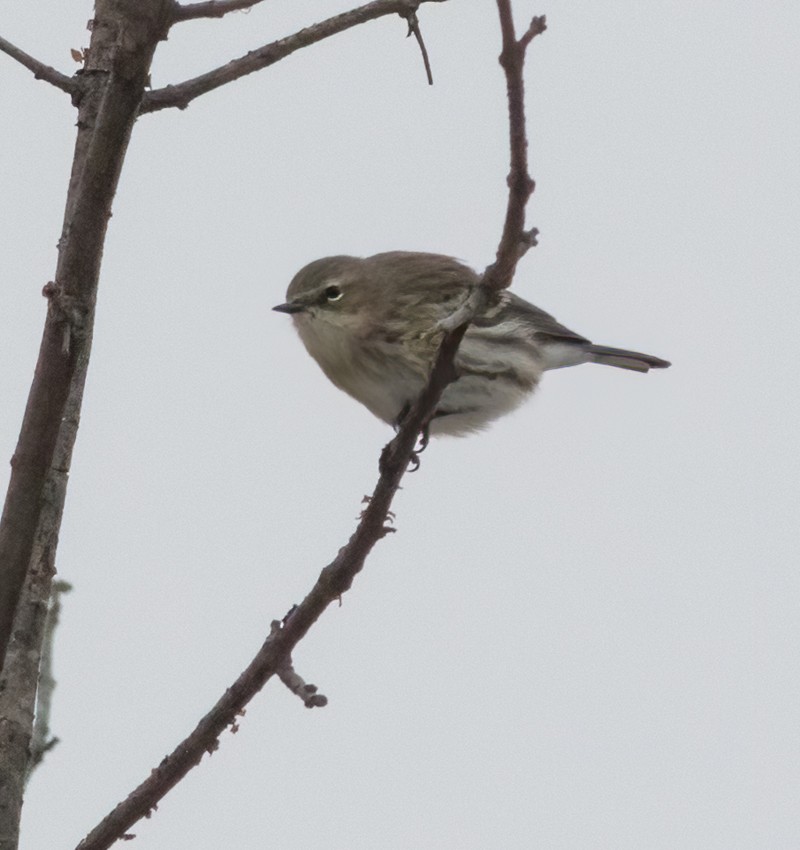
xmin=473 ymin=292 xmax=590 ymax=345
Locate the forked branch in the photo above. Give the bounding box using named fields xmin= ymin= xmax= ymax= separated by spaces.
xmin=143 ymin=0 xmax=447 ymax=113
xmin=75 ymin=4 xmax=544 ymax=848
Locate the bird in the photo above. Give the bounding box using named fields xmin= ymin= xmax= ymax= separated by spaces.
xmin=274 ymin=252 xmax=670 ymax=436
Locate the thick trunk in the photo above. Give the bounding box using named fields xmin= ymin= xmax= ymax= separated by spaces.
xmin=0 ymin=2 xmax=172 ymax=847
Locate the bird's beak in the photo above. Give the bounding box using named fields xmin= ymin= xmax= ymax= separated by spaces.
xmin=272 ymin=301 xmax=305 ymax=315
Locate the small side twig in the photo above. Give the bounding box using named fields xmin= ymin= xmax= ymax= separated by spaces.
xmin=171 ymin=0 xmax=266 ymax=22
xmin=142 ymin=0 xmax=448 ymax=113
xmin=519 ymin=13 xmax=547 ymax=49
xmin=0 ymin=34 xmax=76 ymax=95
xmin=270 ymin=620 xmax=328 ymax=709
xmin=276 ymin=664 xmax=328 ymax=708
xmin=403 ymin=10 xmax=433 ymax=85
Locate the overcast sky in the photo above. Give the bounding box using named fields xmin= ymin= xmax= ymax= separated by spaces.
xmin=2 ymin=2 xmax=799 ymax=848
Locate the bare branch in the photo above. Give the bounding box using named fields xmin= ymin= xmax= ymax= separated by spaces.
xmin=0 ymin=7 xmax=175 ymax=843
xmin=404 ymin=9 xmax=434 ymax=86
xmin=142 ymin=0 xmax=448 ymax=113
xmin=482 ymin=3 xmax=545 ymax=292
xmin=172 ymin=0 xmax=266 ymax=23
xmin=519 ymin=13 xmax=547 ymax=49
xmin=277 ymin=664 xmax=328 ymax=708
xmin=0 ymin=538 xmax=57 ymax=848
xmin=392 ymin=2 xmax=546 ymax=443
xmin=74 ymin=5 xmax=541 ymax=847
xmin=75 ymin=369 xmax=451 ymax=850
xmin=0 ymin=34 xmax=76 ymax=95
xmin=270 ymin=619 xmax=328 ymax=708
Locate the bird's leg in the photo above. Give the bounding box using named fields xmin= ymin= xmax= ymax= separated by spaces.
xmin=417 ymin=422 xmax=431 ymax=453
xmin=392 ymin=402 xmax=412 ymax=432
xmin=391 ymin=402 xmax=432 ymax=473
xmin=408 ymin=417 xmax=434 ymax=472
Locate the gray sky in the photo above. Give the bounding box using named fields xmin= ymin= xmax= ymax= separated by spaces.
xmin=2 ymin=1 xmax=799 ymax=848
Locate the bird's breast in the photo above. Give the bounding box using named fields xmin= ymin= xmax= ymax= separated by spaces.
xmin=293 ymin=314 xmax=426 ymax=425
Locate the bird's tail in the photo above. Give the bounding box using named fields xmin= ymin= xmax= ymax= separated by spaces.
xmin=585 ymin=344 xmax=671 ymax=373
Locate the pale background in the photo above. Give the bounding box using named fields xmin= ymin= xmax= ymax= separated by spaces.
xmin=1 ymin=2 xmax=799 ymax=848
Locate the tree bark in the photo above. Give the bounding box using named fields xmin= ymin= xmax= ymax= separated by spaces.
xmin=0 ymin=1 xmax=172 ymax=845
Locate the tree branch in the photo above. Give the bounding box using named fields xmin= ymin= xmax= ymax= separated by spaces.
xmin=0 ymin=0 xmax=173 ymax=670
xmin=482 ymin=3 xmax=545 ymax=292
xmin=142 ymin=0 xmax=448 ymax=113
xmin=171 ymin=0 xmax=267 ymax=22
xmin=75 ymin=4 xmax=544 ymax=847
xmin=0 ymin=556 xmax=53 ymax=850
xmin=0 ymin=34 xmax=76 ymax=95
xmin=405 ymin=10 xmax=434 ymax=86
xmin=75 ymin=368 xmax=449 ymax=850
xmin=0 ymin=2 xmax=174 ymax=842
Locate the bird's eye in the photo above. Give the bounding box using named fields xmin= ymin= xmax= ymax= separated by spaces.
xmin=324 ymin=285 xmax=343 ymax=302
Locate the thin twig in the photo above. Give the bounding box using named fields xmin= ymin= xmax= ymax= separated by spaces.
xmin=482 ymin=4 xmax=545 ymax=292
xmin=0 ymin=34 xmax=76 ymax=95
xmin=142 ymin=0 xmax=448 ymax=113
xmin=404 ymin=10 xmax=433 ymax=85
xmin=172 ymin=0 xmax=266 ymax=22
xmin=276 ymin=664 xmax=328 ymax=708
xmin=519 ymin=14 xmax=547 ymax=49
xmin=270 ymin=620 xmax=328 ymax=708
xmin=75 ymin=384 xmax=441 ymax=850
xmin=75 ymin=5 xmax=543 ymax=848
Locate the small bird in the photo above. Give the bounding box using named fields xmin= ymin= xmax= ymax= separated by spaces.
xmin=274 ymin=252 xmax=670 ymax=436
